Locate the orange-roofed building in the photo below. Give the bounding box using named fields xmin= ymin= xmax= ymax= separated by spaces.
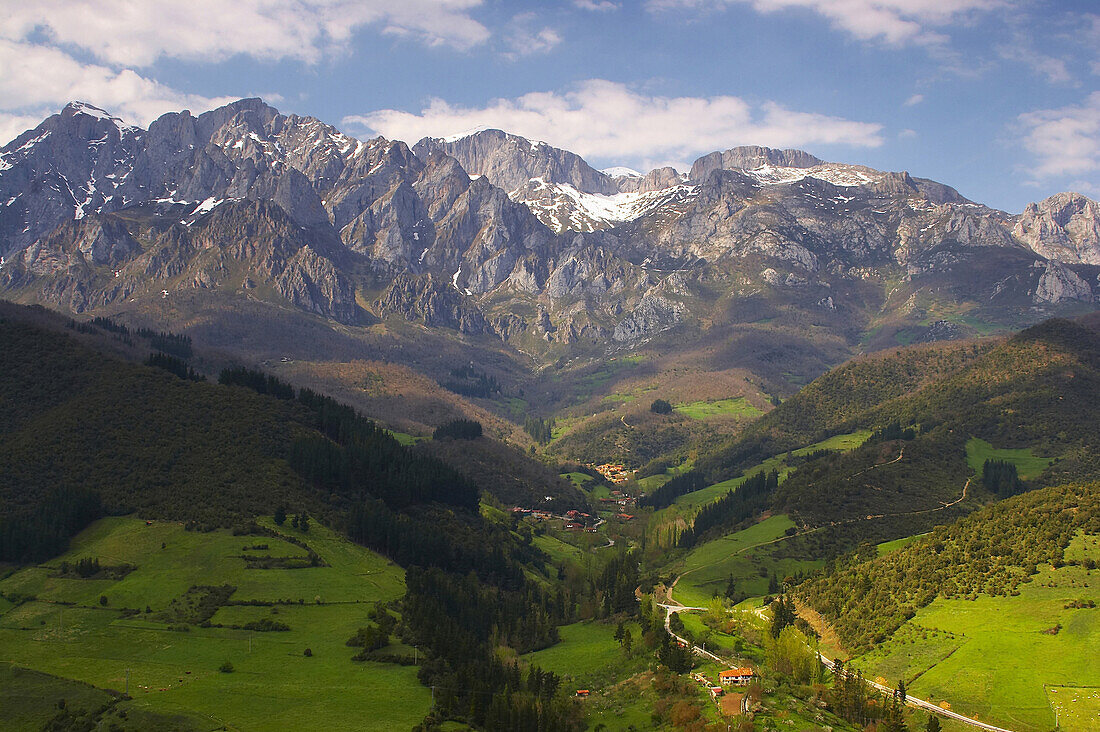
xmin=718 ymin=668 xmax=754 ymax=686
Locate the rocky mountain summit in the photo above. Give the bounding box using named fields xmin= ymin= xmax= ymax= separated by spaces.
xmin=1 ymin=99 xmax=1098 ymax=367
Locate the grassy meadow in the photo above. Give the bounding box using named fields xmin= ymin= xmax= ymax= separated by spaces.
xmin=675 ymin=397 xmax=763 ymax=421
xmin=523 ymin=620 xmax=654 ymax=731
xmin=856 ymin=532 xmax=1100 ymax=732
xmin=670 ymin=515 xmax=824 ymax=608
xmin=0 ymin=517 xmax=430 ymax=731
xmin=965 ymin=438 xmax=1054 ymax=480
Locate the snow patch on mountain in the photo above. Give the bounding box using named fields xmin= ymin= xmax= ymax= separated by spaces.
xmin=601 ymin=166 xmax=643 ymax=179
xmin=67 ymin=102 xmax=140 ymax=133
xmin=513 ymin=177 xmax=699 ymax=232
xmin=744 ymin=162 xmax=883 ymax=187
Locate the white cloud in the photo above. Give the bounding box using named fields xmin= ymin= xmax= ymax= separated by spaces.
xmin=645 ymin=0 xmax=1003 ymax=46
xmin=898 ymin=128 xmax=917 ymax=138
xmin=1017 ymin=92 xmax=1100 ymax=179
xmin=0 ymin=1 xmax=490 ymax=68
xmin=997 ymin=44 xmax=1072 ymax=84
xmin=344 ymin=79 xmax=883 ymax=164
xmin=574 ymin=0 xmax=620 ymax=9
xmin=0 ymin=40 xmax=235 ymax=143
xmin=504 ymin=14 xmax=563 ymax=58
xmin=904 ymin=94 xmax=924 ymax=106
xmin=0 ymin=112 xmax=46 ymax=146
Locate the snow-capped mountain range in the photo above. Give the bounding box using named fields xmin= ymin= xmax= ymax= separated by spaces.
xmin=1 ymin=99 xmax=1098 ymax=359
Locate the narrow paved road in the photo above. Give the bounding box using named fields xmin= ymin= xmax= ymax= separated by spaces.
xmin=657 ymin=453 xmax=1002 ymax=729
xmin=659 ymin=601 xmax=1013 ymax=731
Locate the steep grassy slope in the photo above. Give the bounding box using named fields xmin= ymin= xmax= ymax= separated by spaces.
xmin=0 ymin=517 xmax=429 ymax=731
xmin=799 ymin=481 xmax=1099 ymax=652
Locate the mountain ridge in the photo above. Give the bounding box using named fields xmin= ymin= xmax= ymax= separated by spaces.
xmin=2 ymin=98 xmax=1099 ymax=438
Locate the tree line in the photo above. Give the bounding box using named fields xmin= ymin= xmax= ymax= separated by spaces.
xmin=679 ymin=470 xmax=777 ymax=548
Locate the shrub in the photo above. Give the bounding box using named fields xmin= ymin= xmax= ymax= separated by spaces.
xmin=650 ymin=399 xmax=673 ymax=415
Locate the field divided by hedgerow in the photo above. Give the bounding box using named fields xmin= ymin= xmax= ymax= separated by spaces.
xmin=0 ymin=517 xmax=428 ymax=731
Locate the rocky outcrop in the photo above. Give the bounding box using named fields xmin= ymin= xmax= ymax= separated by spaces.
xmin=615 ymin=166 xmax=684 ymax=194
xmin=1033 ymin=260 xmax=1094 ymax=304
xmin=612 ymin=293 xmax=684 ymax=342
xmin=414 ymin=129 xmax=619 ymax=195
xmin=1014 ymin=192 xmax=1100 ymax=265
xmin=689 ymin=146 xmax=823 ymax=182
xmin=377 ymin=272 xmax=490 ymax=335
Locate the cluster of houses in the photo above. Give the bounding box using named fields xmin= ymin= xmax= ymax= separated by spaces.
xmin=511 ymin=506 xmax=600 ymax=532
xmin=563 ymin=509 xmax=598 ymax=532
xmin=598 ymin=489 xmax=637 ymax=510
xmin=592 ymin=463 xmax=635 ymax=483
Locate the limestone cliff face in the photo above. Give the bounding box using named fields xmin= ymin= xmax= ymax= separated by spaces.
xmin=689 ymin=146 xmax=824 ymax=181
xmin=1 ymin=99 xmax=1098 ymax=353
xmin=1032 ymin=260 xmax=1094 ymax=304
xmin=413 ymin=130 xmax=619 ymax=195
xmin=1014 ymin=192 xmax=1100 ymax=265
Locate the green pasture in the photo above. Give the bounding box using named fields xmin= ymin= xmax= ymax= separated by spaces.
xmin=1046 ymin=687 xmax=1100 ymax=732
xmin=533 ymin=534 xmax=587 ymax=564
xmin=876 ymin=534 xmax=924 ymax=557
xmin=561 ymin=471 xmax=594 ymax=487
xmin=523 ymin=620 xmax=653 ymax=731
xmin=671 ymin=515 xmax=823 ymax=608
xmin=523 ymin=620 xmax=642 ymax=687
xmin=856 ymin=535 xmax=1100 ymax=732
xmin=675 ymin=397 xmax=762 ymax=421
xmin=388 ymin=430 xmax=422 ymax=446
xmin=965 ymin=438 xmax=1053 ymax=480
xmin=0 ymin=517 xmax=428 ymax=731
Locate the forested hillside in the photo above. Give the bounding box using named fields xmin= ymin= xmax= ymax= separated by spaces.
xmin=799 ymin=481 xmax=1100 ymax=652
xmin=0 ymin=302 xmax=601 ymax=730
xmin=677 ymin=319 xmax=1100 ymax=553
xmin=0 ymin=308 xmax=489 ymax=560
xmin=697 ymin=341 xmax=988 ymax=479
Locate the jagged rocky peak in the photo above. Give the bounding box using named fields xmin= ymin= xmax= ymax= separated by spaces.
xmin=413 ymin=129 xmax=620 ymax=195
xmin=0 ymin=101 xmax=147 ymax=257
xmin=1014 ymin=191 xmax=1100 ymax=265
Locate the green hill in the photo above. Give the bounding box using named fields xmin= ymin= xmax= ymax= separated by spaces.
xmin=0 ymin=516 xmax=426 ymax=731
xmin=682 ymin=318 xmax=1100 ymax=550
xmin=799 ymin=481 xmax=1100 ymax=731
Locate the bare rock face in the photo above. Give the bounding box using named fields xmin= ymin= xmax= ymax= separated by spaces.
xmin=2 ymin=98 xmax=1099 ymax=353
xmin=377 ymin=272 xmax=490 ymax=335
xmin=689 ymin=146 xmax=823 ymax=182
xmin=1033 ymin=260 xmax=1094 ymax=304
xmin=0 ymin=102 xmax=145 ymax=258
xmin=615 ymin=167 xmax=684 ymax=194
xmin=1014 ymin=192 xmax=1100 ymax=265
xmin=413 ymin=130 xmax=619 ymax=195
xmin=612 ymin=293 xmax=684 ymax=342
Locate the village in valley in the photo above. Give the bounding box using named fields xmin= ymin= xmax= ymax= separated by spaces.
xmin=511 ymin=463 xmax=638 ymax=531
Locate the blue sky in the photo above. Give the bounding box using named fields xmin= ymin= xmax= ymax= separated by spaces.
xmin=2 ymin=0 xmax=1099 ymax=212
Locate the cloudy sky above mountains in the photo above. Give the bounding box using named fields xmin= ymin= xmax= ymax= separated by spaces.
xmin=1 ymin=0 xmax=1097 ymax=212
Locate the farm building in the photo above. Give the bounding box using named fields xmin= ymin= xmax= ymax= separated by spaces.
xmin=719 ymin=668 xmax=754 ymax=686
